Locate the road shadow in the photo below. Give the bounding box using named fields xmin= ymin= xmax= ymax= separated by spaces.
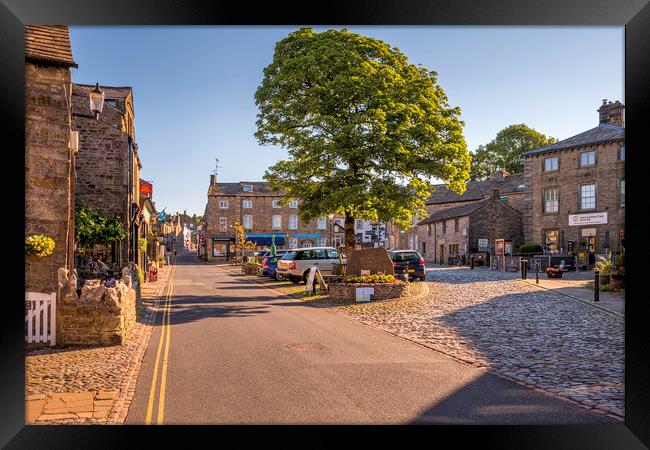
xmin=425 ymin=267 xmax=520 ymax=284
xmin=409 ymin=372 xmax=617 ymax=424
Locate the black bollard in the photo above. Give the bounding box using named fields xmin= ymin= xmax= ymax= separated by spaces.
xmin=535 ymin=261 xmax=539 ymax=284
xmin=470 ymin=256 xmax=475 ymax=270
xmin=521 ymin=259 xmax=527 ymax=279
xmin=594 ymin=270 xmax=600 ymax=302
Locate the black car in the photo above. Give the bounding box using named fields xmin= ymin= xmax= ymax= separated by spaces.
xmin=389 ymin=250 xmax=426 ymax=281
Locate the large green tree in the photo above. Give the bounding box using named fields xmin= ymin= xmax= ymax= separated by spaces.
xmin=254 ymin=28 xmax=471 ymax=249
xmin=470 ymin=124 xmax=556 ymax=181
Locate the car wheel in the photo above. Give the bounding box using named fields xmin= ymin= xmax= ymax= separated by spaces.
xmin=290 ymin=277 xmax=302 ymax=284
xmin=275 ymin=272 xmax=285 ymax=281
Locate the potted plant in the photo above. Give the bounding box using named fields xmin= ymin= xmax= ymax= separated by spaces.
xmin=610 ymin=252 xmax=625 ymax=291
xmin=158 ymin=255 xmax=165 ymax=268
xmin=546 ymin=266 xmax=563 ymax=278
xmin=594 ymin=255 xmax=613 ymax=285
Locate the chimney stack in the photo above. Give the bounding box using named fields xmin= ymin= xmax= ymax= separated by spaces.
xmin=488 ymin=169 xmax=510 ymax=181
xmin=597 ymin=99 xmax=625 ymax=127
xmin=210 ymin=174 xmax=216 ymax=186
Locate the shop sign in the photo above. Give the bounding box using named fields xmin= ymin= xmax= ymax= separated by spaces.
xmin=569 ymin=212 xmax=607 ymax=226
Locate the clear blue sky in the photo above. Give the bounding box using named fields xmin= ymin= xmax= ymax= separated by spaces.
xmin=69 ymin=26 xmax=623 ymax=217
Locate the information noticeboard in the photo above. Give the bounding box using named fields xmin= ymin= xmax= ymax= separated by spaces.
xmin=478 ymin=238 xmax=488 ymax=252
xmin=355 ymin=287 xmax=374 ymax=302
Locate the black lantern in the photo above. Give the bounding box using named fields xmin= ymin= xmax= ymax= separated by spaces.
xmin=89 ymin=82 xmax=105 ymax=120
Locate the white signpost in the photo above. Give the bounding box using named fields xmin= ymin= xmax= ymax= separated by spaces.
xmin=355 ymin=287 xmax=374 ymax=302
xmin=568 ymin=212 xmax=608 ymax=226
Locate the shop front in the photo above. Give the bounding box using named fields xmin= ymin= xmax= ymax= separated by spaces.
xmin=291 ymin=233 xmax=321 ymax=248
xmin=243 ymin=233 xmax=286 ymax=249
xmin=212 ymin=237 xmax=235 ymax=258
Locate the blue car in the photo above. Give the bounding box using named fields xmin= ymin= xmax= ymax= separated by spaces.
xmin=260 ymin=251 xmax=287 ymax=280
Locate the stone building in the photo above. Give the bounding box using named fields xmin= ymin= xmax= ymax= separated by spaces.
xmin=522 ymin=100 xmax=625 ymax=265
xmin=72 ymin=83 xmax=142 ymax=268
xmin=203 ymin=176 xmax=349 ymax=260
xmin=417 ymin=190 xmax=524 ymax=263
xmin=386 ymin=171 xmax=526 ymax=253
xmin=25 ymin=26 xmax=78 ymax=293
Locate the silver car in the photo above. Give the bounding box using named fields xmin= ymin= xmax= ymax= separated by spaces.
xmin=276 ymin=247 xmax=344 ymax=284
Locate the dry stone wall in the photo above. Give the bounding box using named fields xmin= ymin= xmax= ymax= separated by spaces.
xmin=56 ymin=268 xmax=136 ymax=346
xmin=329 ymin=281 xmax=409 ymax=303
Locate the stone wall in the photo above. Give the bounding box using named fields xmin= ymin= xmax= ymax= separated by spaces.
xmin=329 ymin=281 xmax=409 ymax=303
xmin=25 ymin=62 xmax=74 ymax=293
xmin=56 ymin=268 xmax=137 ymax=346
xmin=469 ymin=198 xmax=524 ymax=255
xmin=72 ymin=85 xmax=140 ymax=268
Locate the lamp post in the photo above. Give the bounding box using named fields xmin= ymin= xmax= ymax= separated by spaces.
xmin=89 ymin=82 xmax=105 ymax=120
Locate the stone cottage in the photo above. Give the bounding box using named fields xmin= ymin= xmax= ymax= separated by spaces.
xmin=25 ymin=25 xmax=78 ymax=293
xmin=417 ymin=189 xmax=524 ymax=264
xmin=522 ymin=100 xmax=625 ymax=265
xmin=72 ymin=83 xmax=142 ymax=269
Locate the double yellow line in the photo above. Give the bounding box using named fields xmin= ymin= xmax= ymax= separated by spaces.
xmin=145 ymin=263 xmax=175 ymax=424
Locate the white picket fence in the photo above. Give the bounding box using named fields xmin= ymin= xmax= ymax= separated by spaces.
xmin=25 ymin=292 xmax=56 ymax=346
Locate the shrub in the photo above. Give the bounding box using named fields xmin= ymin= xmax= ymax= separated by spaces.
xmin=594 ymin=256 xmax=613 ymax=276
xmin=345 ymin=274 xmax=398 ymax=284
xmin=138 ymin=237 xmax=147 ymax=253
xmin=25 ymin=234 xmax=56 ymax=257
xmin=135 ymin=266 xmax=144 ymax=284
xmin=519 ymin=243 xmax=543 ymax=254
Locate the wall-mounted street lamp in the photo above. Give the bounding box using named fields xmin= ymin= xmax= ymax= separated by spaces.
xmin=89 ymin=82 xmax=105 ymax=120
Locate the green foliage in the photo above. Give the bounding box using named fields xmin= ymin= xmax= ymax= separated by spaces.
xmin=595 ymin=255 xmax=614 ymax=276
xmin=519 ymin=243 xmax=543 ymax=254
xmin=135 ymin=266 xmax=144 ymax=284
xmin=158 ymin=255 xmax=165 ymax=265
xmin=254 ymin=28 xmax=471 ymax=242
xmin=138 ymin=237 xmax=147 ymax=253
xmin=470 ymin=124 xmax=556 ymax=181
xmin=615 ymin=252 xmax=624 ymax=268
xmin=25 ymin=234 xmax=56 ymax=257
xmin=75 ymin=207 xmax=127 ymax=251
xmin=345 ymin=274 xmax=398 ymax=284
xmin=191 ymin=214 xmax=202 ymax=227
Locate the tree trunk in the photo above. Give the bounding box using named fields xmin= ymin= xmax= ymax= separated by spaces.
xmin=344 ymin=213 xmax=356 ymax=252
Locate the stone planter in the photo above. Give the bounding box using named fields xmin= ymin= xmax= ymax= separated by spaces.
xmin=329 ymin=281 xmax=409 ymax=303
xmin=599 ymin=274 xmax=611 ymax=285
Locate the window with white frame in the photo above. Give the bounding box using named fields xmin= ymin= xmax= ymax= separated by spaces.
xmin=620 ymin=180 xmax=625 ymax=207
xmin=243 ymin=215 xmax=252 ymax=230
xmin=288 ymin=237 xmax=298 ymax=249
xmin=332 ymin=237 xmax=343 ymax=247
xmin=289 ymin=199 xmax=298 ymax=208
xmin=579 ymin=150 xmax=596 ymax=167
xmin=242 ymin=185 xmax=253 ymax=192
xmin=272 ymin=215 xmax=281 ymax=229
xmin=544 ymin=188 xmax=559 ymax=213
xmin=317 ymin=216 xmax=327 ymax=229
xmin=219 ymin=217 xmax=227 ymax=231
xmin=355 ymin=219 xmax=363 ymax=230
xmin=544 ymin=156 xmax=559 ymax=172
xmin=243 ymin=200 xmax=252 ymax=209
xmin=288 ymin=214 xmax=298 ymax=229
xmin=619 ymin=146 xmax=625 ymax=161
xmin=272 ymin=199 xmax=281 ymax=208
xmin=580 ymin=183 xmax=596 ymax=210
xmin=219 ymin=200 xmax=229 ymax=209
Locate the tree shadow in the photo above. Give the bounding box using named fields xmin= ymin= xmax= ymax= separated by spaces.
xmin=409 ymin=372 xmax=617 ymax=424
xmin=425 ymin=267 xmax=521 ymax=284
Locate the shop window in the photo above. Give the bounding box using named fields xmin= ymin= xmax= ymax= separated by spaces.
xmin=544 ymin=229 xmax=559 ymax=253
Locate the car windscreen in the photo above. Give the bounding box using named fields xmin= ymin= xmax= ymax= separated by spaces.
xmin=391 ymin=252 xmax=420 ymax=261
xmin=281 ymin=252 xmax=297 ymax=261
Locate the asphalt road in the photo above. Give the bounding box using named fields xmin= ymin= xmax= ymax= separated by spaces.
xmin=125 ymin=252 xmax=615 ymax=424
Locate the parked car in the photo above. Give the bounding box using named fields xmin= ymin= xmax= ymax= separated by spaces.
xmin=259 ymin=251 xmax=288 ymax=280
xmin=389 ymin=250 xmax=426 ymax=281
xmin=276 ymin=247 xmax=345 ymax=284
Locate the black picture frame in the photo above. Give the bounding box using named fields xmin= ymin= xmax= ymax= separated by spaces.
xmin=2 ymin=0 xmax=649 ymax=448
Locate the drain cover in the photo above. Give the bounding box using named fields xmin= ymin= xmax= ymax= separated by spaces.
xmin=286 ymin=343 xmax=325 ymax=351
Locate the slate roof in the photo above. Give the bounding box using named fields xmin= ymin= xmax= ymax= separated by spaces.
xmin=74 ymin=83 xmax=132 ymax=100
xmin=522 ymin=123 xmax=625 ymax=157
xmin=209 ymin=182 xmax=280 ymax=196
xmin=418 ymin=200 xmax=489 ymax=225
xmin=425 ymin=174 xmax=525 ymax=205
xmin=25 ymin=25 xmax=77 ymax=67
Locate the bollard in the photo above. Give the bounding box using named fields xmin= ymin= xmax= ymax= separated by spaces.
xmin=535 ymin=261 xmax=539 ymax=284
xmin=594 ymin=270 xmax=600 ymax=302
xmin=521 ymin=259 xmax=528 ymax=279
xmin=470 ymin=256 xmax=475 ymax=270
